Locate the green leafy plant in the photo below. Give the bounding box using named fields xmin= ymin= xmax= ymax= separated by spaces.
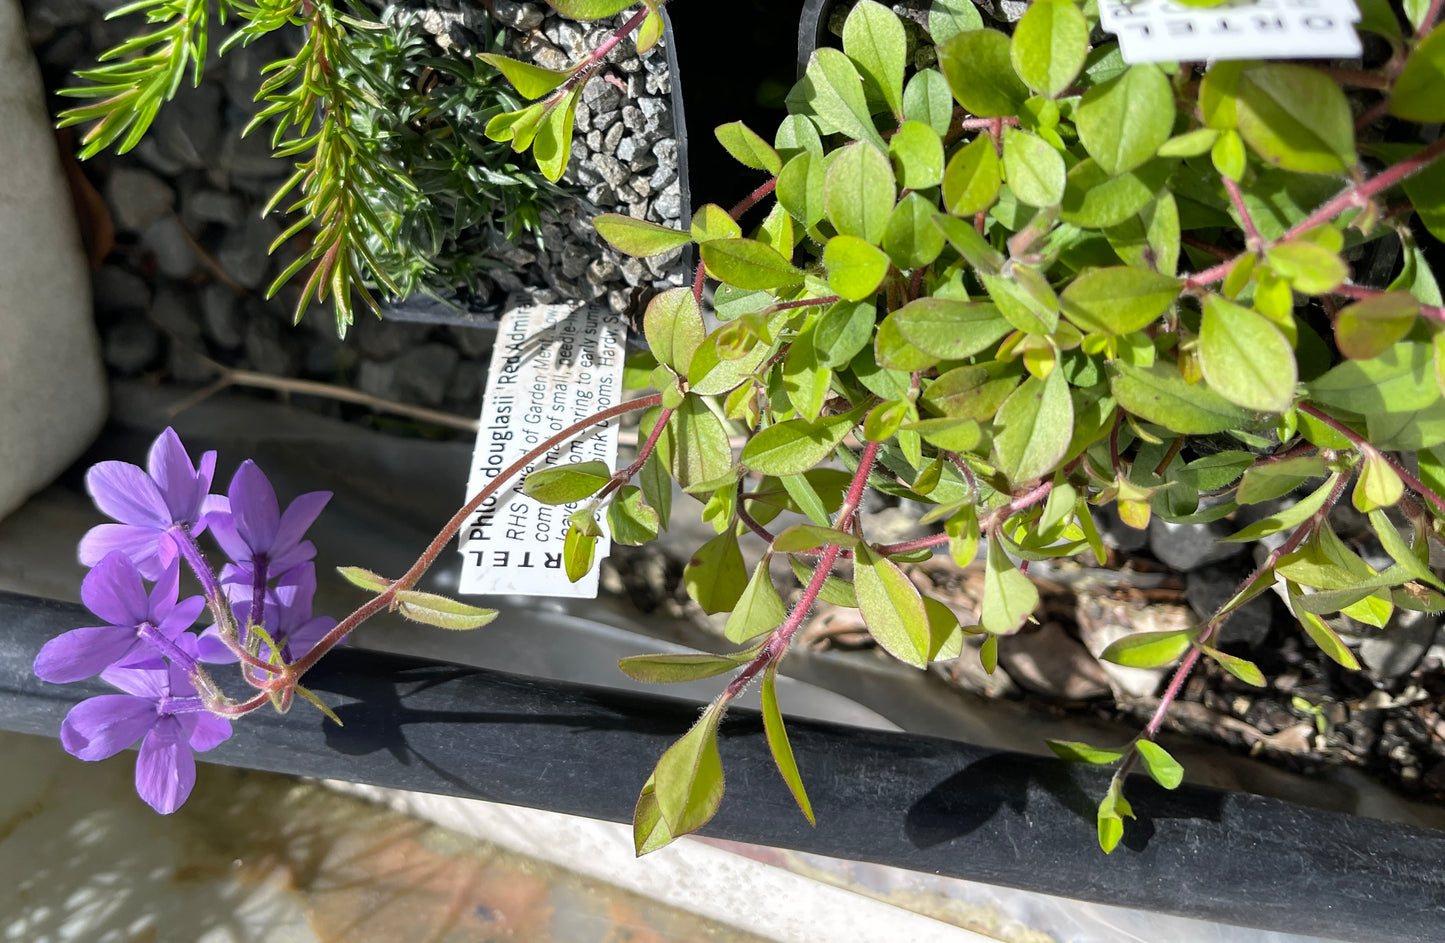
xmin=58 ymin=0 xmax=1445 ymax=858
xmin=59 ymin=0 xmax=563 ymax=333
xmin=343 ymin=10 xmax=565 ymax=301
xmin=487 ymin=0 xmax=1445 ymax=853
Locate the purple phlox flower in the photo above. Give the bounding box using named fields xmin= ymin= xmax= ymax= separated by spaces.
xmin=59 ymin=635 xmax=231 ymax=814
xmin=199 ymin=563 xmax=336 ymax=665
xmin=79 ymin=428 xmax=222 ymax=579
xmin=33 ymin=553 xmax=205 ymax=684
xmin=208 ymin=460 xmax=330 ymax=590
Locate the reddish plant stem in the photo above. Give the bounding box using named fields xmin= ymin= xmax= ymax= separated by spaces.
xmin=548 ymin=6 xmax=652 ymax=103
xmin=873 ymin=532 xmax=952 ymax=556
xmin=595 ymin=406 xmax=674 ymax=504
xmin=1331 ymin=282 xmax=1445 ymax=321
xmin=1222 ymin=176 xmax=1262 ymax=249
xmin=1285 ymin=137 xmax=1445 ymax=241
xmin=723 ymin=441 xmax=884 ymax=700
xmin=204 ymin=688 xmax=273 ymax=718
xmin=728 ymin=177 xmax=778 ymax=220
xmin=1355 ymin=98 xmax=1392 ymax=133
xmin=1296 ymin=403 xmax=1445 ymax=516
xmin=1419 ymin=0 xmax=1445 ymax=36
xmin=961 ymin=116 xmax=1017 ymax=130
xmin=984 ymin=480 xmax=1055 ymax=531
xmin=692 ymin=260 xmax=706 ymax=306
xmin=283 ymin=394 xmax=664 ymax=682
xmin=1180 ymin=234 xmax=1232 ymax=260
xmin=736 ymin=489 xmax=777 ymax=544
xmin=1138 ymin=471 xmax=1349 ymax=745
xmin=1153 ymin=437 xmax=1185 ymax=477
xmin=1108 ymin=412 xmax=1124 ymax=477
xmin=768 ymin=295 xmax=840 ymax=312
xmin=944 ymin=111 xmax=1017 ymax=145
xmin=1322 ymin=67 xmax=1392 ymax=90
xmin=1185 ymin=137 xmax=1445 ymax=290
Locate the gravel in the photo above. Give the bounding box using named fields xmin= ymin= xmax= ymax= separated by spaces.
xmin=25 ymin=0 xmax=688 ymax=417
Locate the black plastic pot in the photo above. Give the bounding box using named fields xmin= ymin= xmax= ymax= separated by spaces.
xmin=797 ymin=0 xmax=834 ymax=75
xmin=4 ymin=589 xmax=1444 ymax=942
xmin=384 ymin=8 xmax=692 ymax=329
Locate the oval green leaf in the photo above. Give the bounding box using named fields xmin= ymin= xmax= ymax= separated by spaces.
xmin=1199 ymin=294 xmax=1298 ymax=413
xmin=938 ymin=29 xmax=1029 ymax=118
xmin=1077 ymin=65 xmax=1174 ymax=175
xmin=1009 ymin=0 xmax=1089 ymax=98
xmin=1060 ymin=266 xmax=1180 ymax=335
xmin=824 ymin=141 xmax=897 ymax=245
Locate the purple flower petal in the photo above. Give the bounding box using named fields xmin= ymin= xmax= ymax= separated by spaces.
xmin=267 ymin=540 xmax=317 ymax=577
xmin=145 ymin=558 xmax=182 ymax=617
xmin=273 ymin=563 xmax=316 ymax=618
xmin=101 ymin=658 xmax=170 ymax=700
xmin=195 ymin=626 xmax=239 ymax=664
xmin=272 ymin=492 xmax=330 ymax=559
xmin=60 ymin=695 xmax=156 ymax=760
xmin=34 ymin=626 xmax=142 ymax=683
xmin=86 ymin=461 xmax=171 ymax=527
xmin=156 ymin=595 xmax=207 ymax=638
xmin=80 ymin=552 xmax=150 ymax=627
xmin=209 ymin=514 xmax=252 ymax=569
xmin=180 ymin=711 xmax=232 ymax=752
xmin=136 ymin=717 xmax=194 ymax=814
xmin=283 ymin=615 xmax=337 ymax=660
xmin=195 ymin=449 xmax=217 ymax=495
xmin=78 ymin=523 xmax=165 ymax=576
xmin=194 ymin=491 xmax=227 ymax=539
xmin=228 ymin=461 xmax=280 ymax=557
xmin=148 ymin=429 xmax=206 ymax=526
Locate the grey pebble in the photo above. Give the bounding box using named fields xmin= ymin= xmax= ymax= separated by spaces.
xmin=183 ymin=189 xmax=244 ymax=229
xmin=92 ymin=265 xmax=151 ymax=315
xmin=105 ymin=167 xmax=175 ymax=232
xmin=1187 ymin=562 xmax=1274 ymax=649
xmin=1148 ymin=517 xmax=1245 ymax=572
xmin=103 ymin=317 xmax=160 ymax=374
xmin=202 ymin=284 xmax=244 ymax=349
xmin=491 ymin=0 xmax=544 ymax=31
xmin=139 ymin=217 xmax=198 ymax=279
xmin=393 ymin=342 xmax=459 ymax=401
xmin=217 ymin=216 xmax=278 ymax=290
xmin=243 ymin=311 xmax=298 ymax=377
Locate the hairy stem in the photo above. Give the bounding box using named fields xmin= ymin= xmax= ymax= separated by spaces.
xmin=725 ymin=441 xmax=884 ymax=700
xmin=1138 ymin=471 xmax=1348 ymax=748
xmin=1185 ymin=137 xmax=1445 ymax=290
xmin=1297 ymin=403 xmax=1445 ymax=516
xmin=281 ymin=393 xmax=664 ymax=683
xmin=1222 ymin=176 xmax=1261 ymax=249
xmin=1330 ymin=282 xmax=1445 ymax=322
xmin=729 ymin=177 xmax=778 ymax=220
xmin=548 ymin=5 xmax=653 ymax=103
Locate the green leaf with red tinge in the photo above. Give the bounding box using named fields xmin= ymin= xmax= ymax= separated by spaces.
xmin=762 ymin=663 xmax=816 ymax=825
xmin=594 ymin=214 xmax=693 ymax=257
xmin=478 ymin=54 xmax=575 ymax=99
xmin=1135 ymin=740 xmax=1184 ymax=789
xmin=854 ymin=545 xmax=932 ymax=667
xmin=1199 ymin=645 xmax=1267 ymax=687
xmin=1099 ymin=629 xmax=1195 ymax=668
xmin=546 ymin=0 xmax=637 ymax=20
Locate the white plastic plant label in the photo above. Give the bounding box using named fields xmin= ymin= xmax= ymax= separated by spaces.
xmin=1098 ymin=0 xmax=1362 ymax=64
xmin=459 ymin=303 xmax=627 ymax=598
